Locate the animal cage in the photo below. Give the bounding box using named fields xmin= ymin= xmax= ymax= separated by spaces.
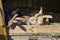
xmin=0 ymin=0 xmax=60 ymax=40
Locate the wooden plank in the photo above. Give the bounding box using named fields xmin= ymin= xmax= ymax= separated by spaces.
xmin=9 ymin=25 xmax=60 ymax=35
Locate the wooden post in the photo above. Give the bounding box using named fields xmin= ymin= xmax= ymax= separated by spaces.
xmin=0 ymin=0 xmax=7 ymax=40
